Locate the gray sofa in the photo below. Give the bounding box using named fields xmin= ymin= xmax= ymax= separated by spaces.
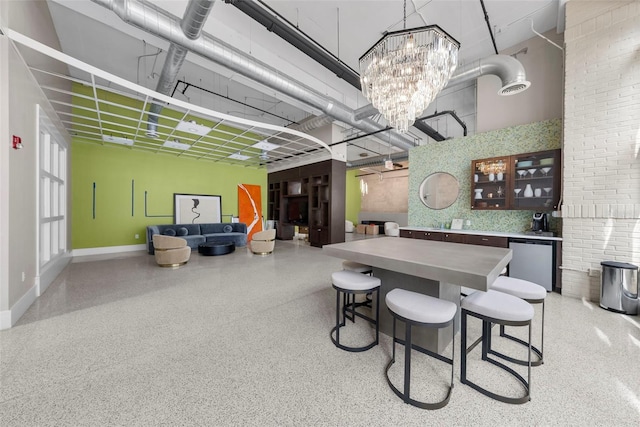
xmin=146 ymin=223 xmax=247 ymax=254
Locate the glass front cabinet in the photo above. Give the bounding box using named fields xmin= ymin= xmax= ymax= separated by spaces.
xmin=471 ymin=156 xmax=511 ymax=210
xmin=471 ymin=149 xmax=561 ymax=211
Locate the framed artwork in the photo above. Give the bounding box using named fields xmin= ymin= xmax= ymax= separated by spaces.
xmin=174 ymin=193 xmax=222 ymax=224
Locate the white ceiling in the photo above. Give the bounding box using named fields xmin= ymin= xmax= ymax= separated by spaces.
xmin=29 ymin=0 xmax=563 ymax=167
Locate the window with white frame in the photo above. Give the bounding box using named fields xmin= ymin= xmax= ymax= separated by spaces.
xmin=39 ymin=109 xmax=67 ymax=267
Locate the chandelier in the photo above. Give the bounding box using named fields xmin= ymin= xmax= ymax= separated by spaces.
xmin=359 ymin=24 xmax=460 ymax=133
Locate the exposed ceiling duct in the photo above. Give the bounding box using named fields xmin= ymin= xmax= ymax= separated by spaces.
xmin=448 ymin=54 xmax=531 ymax=96
xmin=146 ymin=0 xmax=215 ymax=137
xmin=347 ymin=152 xmax=409 ymax=169
xmin=90 ymin=0 xmax=417 ymax=152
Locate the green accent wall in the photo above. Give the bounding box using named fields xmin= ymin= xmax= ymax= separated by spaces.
xmin=345 ymin=169 xmax=361 ymax=224
xmin=72 ymin=142 xmax=266 ymax=249
xmin=409 ymin=119 xmax=562 ymax=233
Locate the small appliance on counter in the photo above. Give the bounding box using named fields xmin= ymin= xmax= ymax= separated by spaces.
xmin=531 ymin=212 xmax=549 ymax=234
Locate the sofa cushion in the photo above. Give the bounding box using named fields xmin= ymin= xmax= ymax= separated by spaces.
xmin=176 ymin=227 xmax=189 ymax=236
xmin=200 ymin=223 xmax=247 ymax=234
xmin=163 ymin=229 xmax=176 ymax=236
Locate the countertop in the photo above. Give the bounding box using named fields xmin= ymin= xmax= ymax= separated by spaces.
xmin=399 ymin=226 xmax=562 ymax=241
xmin=323 ymin=236 xmax=512 ymax=291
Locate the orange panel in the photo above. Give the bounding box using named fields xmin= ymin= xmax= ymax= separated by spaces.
xmin=238 ymin=184 xmax=263 ymax=241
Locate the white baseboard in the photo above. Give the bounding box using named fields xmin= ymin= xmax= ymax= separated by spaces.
xmin=0 ymin=283 xmax=37 ymax=330
xmin=72 ymin=244 xmax=146 ymax=257
xmin=1 ymin=247 xmax=145 ymax=330
xmin=38 ymin=254 xmax=71 ymax=296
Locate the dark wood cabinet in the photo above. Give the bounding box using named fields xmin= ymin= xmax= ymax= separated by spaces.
xmin=401 ymin=229 xmax=508 ymax=248
xmin=443 ymin=233 xmax=465 ymax=243
xmin=309 ymin=226 xmax=329 ymax=246
xmin=414 ymin=230 xmax=443 ymax=241
xmin=511 ymin=149 xmax=561 ymax=211
xmin=471 ymin=149 xmax=561 ymax=211
xmin=471 ymin=155 xmax=511 ymax=210
xmin=464 ymin=234 xmax=508 ymax=248
xmin=268 ymin=160 xmax=345 ymax=247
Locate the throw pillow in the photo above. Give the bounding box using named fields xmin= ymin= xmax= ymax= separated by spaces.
xmin=223 ymin=224 xmax=233 ymax=233
xmin=177 ymin=227 xmax=188 ymax=236
xmin=163 ymin=229 xmax=176 ymax=236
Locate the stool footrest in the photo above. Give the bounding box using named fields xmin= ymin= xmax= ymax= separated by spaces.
xmin=490 ymin=328 xmax=544 ymax=366
xmin=393 ymin=337 xmax=453 ymax=366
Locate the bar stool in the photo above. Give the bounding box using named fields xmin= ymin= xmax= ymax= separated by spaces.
xmin=490 ymin=276 xmax=546 ymax=366
xmin=330 ymin=270 xmax=381 ymax=352
xmin=461 ymin=290 xmax=534 ymax=404
xmin=385 ymin=289 xmax=457 ymax=409
xmin=342 ymin=260 xmax=373 ymax=275
xmin=342 ymin=260 xmax=374 ymax=304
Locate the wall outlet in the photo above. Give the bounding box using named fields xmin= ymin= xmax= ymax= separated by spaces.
xmin=135 ymin=234 xmax=139 ymax=239
xmin=21 ymin=272 xmax=25 ymax=282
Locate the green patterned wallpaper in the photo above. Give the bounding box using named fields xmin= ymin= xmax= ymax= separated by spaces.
xmin=409 ymin=119 xmax=562 ymax=234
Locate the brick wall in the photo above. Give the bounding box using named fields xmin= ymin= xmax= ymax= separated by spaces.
xmin=562 ymin=0 xmax=640 ymax=300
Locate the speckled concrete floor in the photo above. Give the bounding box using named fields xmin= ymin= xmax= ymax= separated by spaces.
xmin=1 ymin=240 xmax=639 ymax=426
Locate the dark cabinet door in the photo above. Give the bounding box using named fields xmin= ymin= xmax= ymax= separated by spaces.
xmin=309 ymin=226 xmax=329 ymax=248
xmin=464 ymin=234 xmax=509 ymax=248
xmin=471 ymin=155 xmax=510 ymax=210
xmin=511 ymin=149 xmax=561 ymax=210
xmin=415 ymin=231 xmax=444 ymax=241
xmin=443 ymin=233 xmax=465 ymax=243
xmin=400 ymin=229 xmax=415 ymax=238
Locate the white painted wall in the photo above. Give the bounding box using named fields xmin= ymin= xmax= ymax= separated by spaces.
xmin=477 ymin=29 xmax=564 ymax=133
xmin=0 ymin=0 xmax=72 ymax=328
xmin=561 ymin=0 xmax=640 ymax=300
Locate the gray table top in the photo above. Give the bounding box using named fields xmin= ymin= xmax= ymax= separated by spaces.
xmin=323 ymin=237 xmax=512 ymax=291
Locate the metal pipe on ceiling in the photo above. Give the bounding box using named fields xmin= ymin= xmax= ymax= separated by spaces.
xmin=347 ymin=152 xmax=409 ymax=169
xmin=146 ymin=0 xmax=215 ymax=137
xmin=90 ymin=0 xmax=417 ymax=152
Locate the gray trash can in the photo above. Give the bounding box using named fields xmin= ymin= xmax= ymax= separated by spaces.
xmin=600 ymin=261 xmax=638 ymax=314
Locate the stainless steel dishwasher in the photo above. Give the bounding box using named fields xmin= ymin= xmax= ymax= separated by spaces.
xmin=508 ymin=238 xmax=554 ymax=291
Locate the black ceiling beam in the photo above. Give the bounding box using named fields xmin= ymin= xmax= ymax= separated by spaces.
xmin=412 ymin=121 xmax=446 ymax=141
xmin=417 ymin=110 xmax=468 ymax=138
xmin=225 ymin=0 xmax=362 ymax=90
xmin=413 ymin=110 xmax=467 ymax=141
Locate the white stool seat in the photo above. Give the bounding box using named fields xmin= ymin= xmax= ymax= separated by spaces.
xmin=462 ymin=290 xmax=533 ymax=322
xmin=342 ymin=260 xmax=372 ymax=274
xmin=386 ymin=289 xmax=456 ymax=325
xmin=491 ymin=276 xmax=546 ymax=301
xmin=331 ymin=270 xmax=380 ymax=291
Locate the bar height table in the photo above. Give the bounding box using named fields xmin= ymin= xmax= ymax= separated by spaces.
xmin=323 ymin=237 xmax=512 ymax=353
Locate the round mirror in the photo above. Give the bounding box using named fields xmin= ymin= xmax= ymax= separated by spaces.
xmin=419 ymin=172 xmax=460 ymax=210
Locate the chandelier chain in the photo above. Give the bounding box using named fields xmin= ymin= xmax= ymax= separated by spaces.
xmin=403 ymin=0 xmax=407 ymax=30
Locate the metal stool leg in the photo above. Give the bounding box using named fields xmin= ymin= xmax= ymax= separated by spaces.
xmin=330 ymin=286 xmax=380 ymax=352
